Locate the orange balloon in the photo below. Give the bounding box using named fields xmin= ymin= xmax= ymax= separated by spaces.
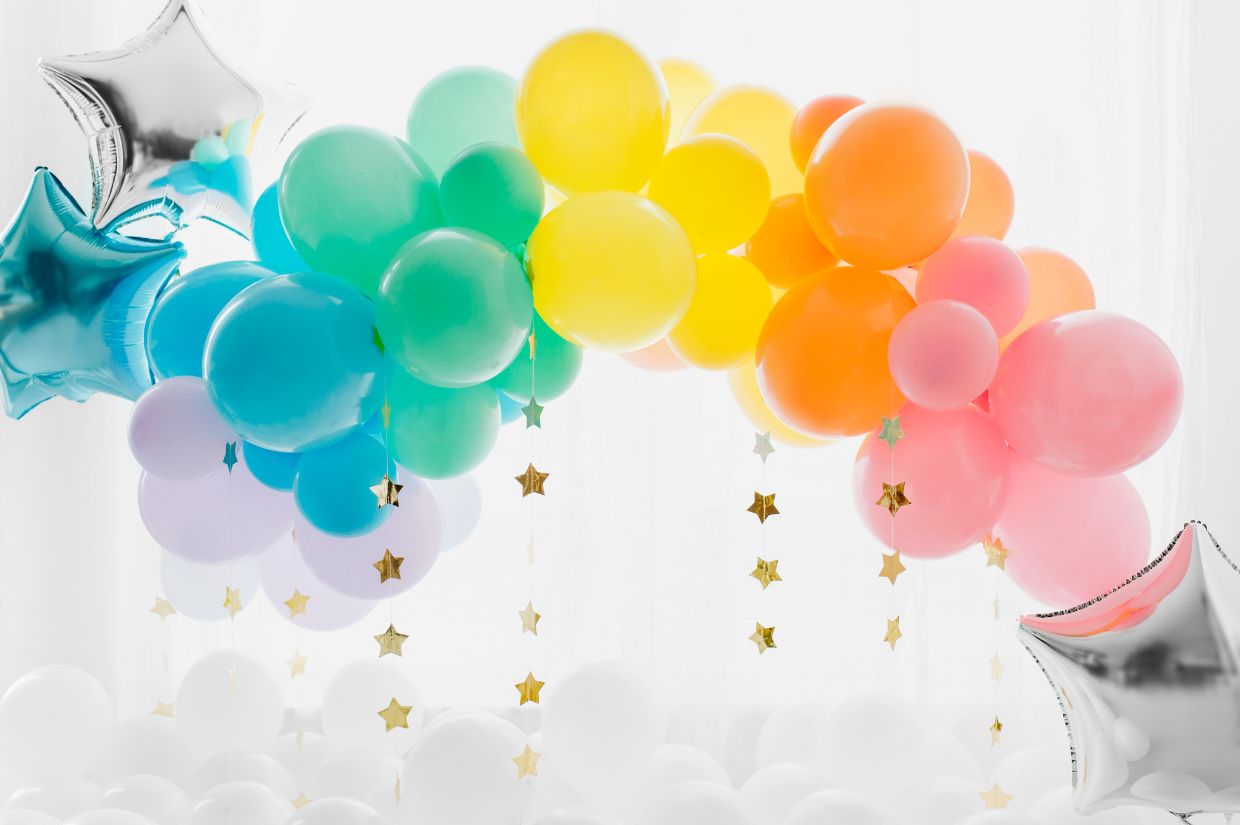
xmin=789 ymin=94 xmax=864 ymax=172
xmin=619 ymin=338 xmax=687 ymax=372
xmin=804 ymin=104 xmax=969 ymax=270
xmin=727 ymin=359 xmax=829 ymax=448
xmin=744 ymin=195 xmax=837 ymax=289
xmin=755 ymin=267 xmax=914 ymax=437
xmin=1001 ymin=248 xmax=1096 ymax=348
xmin=953 ymin=150 xmax=1015 ymax=241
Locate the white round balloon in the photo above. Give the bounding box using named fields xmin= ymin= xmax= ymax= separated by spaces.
xmin=993 ymin=746 xmax=1069 ymax=808
xmin=0 ymin=812 xmax=60 ymax=825
xmin=321 ymin=660 xmax=423 ymax=755
xmin=62 ymin=811 xmax=159 ymax=825
xmin=5 ymin=776 xmax=101 ymax=820
xmin=739 ymin=763 xmax=831 ymax=825
xmin=819 ymin=694 xmax=926 ymax=797
xmin=267 ymin=732 xmax=336 ymax=793
xmin=898 ymin=776 xmax=984 ymax=825
xmin=177 ymin=651 xmax=284 ymax=758
xmin=190 ymin=781 xmax=293 ymax=825
xmin=642 ymin=744 xmax=730 ymax=801
xmin=160 ymin=552 xmax=260 ymax=621
xmin=401 ymin=714 xmax=528 ymax=825
xmin=784 ymin=789 xmax=898 ymax=825
xmin=100 ymin=775 xmax=191 ymax=825
xmin=190 ymin=751 xmax=297 ymax=800
xmin=0 ymin=666 xmax=114 ymax=780
xmin=529 ymin=810 xmax=622 ymax=825
xmin=957 ymin=811 xmax=1042 ymax=825
xmin=306 ymin=750 xmax=400 ymax=802
xmin=753 ymin=702 xmax=834 ymax=770
xmin=921 ymin=725 xmax=984 ymax=785
xmin=282 ymin=797 xmax=386 ymax=825
xmin=643 ymin=780 xmax=759 ymax=825
xmin=96 ymin=716 xmax=196 ymax=788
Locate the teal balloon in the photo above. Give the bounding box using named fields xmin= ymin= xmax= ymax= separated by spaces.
xmin=376 ymin=228 xmax=532 ymax=388
xmin=251 ymin=183 xmax=308 ymax=274
xmin=204 ymin=272 xmax=383 ymax=452
xmin=279 ymin=126 xmax=442 ymax=296
xmin=498 ymin=391 xmax=523 ymax=425
xmin=491 ymin=312 xmax=582 ymax=402
xmin=242 ymin=441 xmax=301 ymax=492
xmin=146 ymin=261 xmax=272 ymax=379
xmin=388 ymin=368 xmax=499 ymax=479
xmin=406 ymin=67 xmax=519 ymax=175
xmin=440 ymin=143 xmax=544 ymax=249
xmin=294 ymin=430 xmax=394 ymax=536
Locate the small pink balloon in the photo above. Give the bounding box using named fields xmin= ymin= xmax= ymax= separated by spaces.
xmin=128 ymin=377 xmax=235 ymax=481
xmin=888 ymin=300 xmax=998 ymax=410
xmin=917 ymin=237 xmax=1030 ymax=336
xmin=990 ymin=311 xmax=1183 ymax=477
xmin=854 ymin=404 xmax=1010 ymax=559
xmin=997 ymin=454 xmax=1150 ymax=608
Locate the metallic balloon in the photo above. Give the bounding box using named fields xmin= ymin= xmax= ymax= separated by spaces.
xmin=0 ymin=167 xmax=184 ymax=418
xmin=38 ymin=0 xmax=309 ymax=237
xmin=1019 ymin=521 xmax=1240 ymax=819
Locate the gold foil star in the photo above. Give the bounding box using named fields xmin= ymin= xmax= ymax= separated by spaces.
xmin=373 ymin=549 xmax=404 ymax=583
xmin=150 ymin=597 xmax=177 ymax=621
xmin=375 ymin=624 xmax=409 ymax=657
xmin=513 ymin=743 xmax=541 ymax=779
xmin=283 ymin=589 xmax=310 ymax=618
xmin=518 ymin=602 xmax=541 ymax=635
xmin=522 ymin=396 xmax=544 ymax=429
xmin=753 ymin=431 xmax=775 ymax=463
xmin=879 ymin=549 xmax=907 ymax=585
xmin=223 ymin=586 xmax=242 ymax=618
xmin=878 ymin=415 xmax=905 ymax=449
xmin=983 ymin=534 xmax=1009 ymax=571
xmin=747 ymin=492 xmax=779 ymax=523
xmin=980 ymin=782 xmax=1012 ymax=809
xmin=378 ymin=698 xmax=413 ymax=732
xmin=292 ymin=793 xmax=311 ymax=810
xmin=876 ymin=482 xmax=911 ymax=516
xmin=371 ymin=475 xmax=403 ymax=508
xmin=884 ymin=616 xmax=903 ymax=650
xmin=749 ymin=623 xmax=776 ymax=654
xmin=750 ymin=558 xmax=781 ymax=590
xmin=515 ymin=672 xmax=545 ymax=705
xmin=151 ymin=701 xmax=176 ymax=718
xmin=989 ymin=716 xmax=1004 ymax=746
xmin=515 ymin=463 xmax=549 ymax=497
xmin=990 ymin=654 xmax=1004 ymax=681
xmin=287 ymin=650 xmax=308 ymax=678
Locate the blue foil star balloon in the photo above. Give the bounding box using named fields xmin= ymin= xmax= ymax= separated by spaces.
xmin=0 ymin=168 xmax=185 ymax=418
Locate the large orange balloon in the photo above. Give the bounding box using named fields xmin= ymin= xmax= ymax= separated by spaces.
xmin=1001 ymin=248 xmax=1095 ymax=348
xmin=953 ymin=149 xmax=1015 ymax=241
xmin=755 ymin=267 xmax=914 ymax=437
xmin=789 ymin=94 xmax=864 ymax=172
xmin=744 ymin=195 xmax=837 ymax=290
xmin=804 ymin=104 xmax=969 ymax=270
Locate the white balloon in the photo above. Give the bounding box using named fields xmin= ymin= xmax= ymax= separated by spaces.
xmin=956 ymin=812 xmax=1041 ymax=825
xmin=401 ymin=714 xmax=528 ymax=825
xmin=753 ymin=702 xmax=834 ymax=770
xmin=643 ymin=780 xmax=759 ymax=825
xmin=921 ymin=726 xmax=984 ymax=785
xmin=739 ymin=764 xmax=830 ymax=825
xmin=897 ymin=776 xmax=983 ymax=825
xmin=0 ymin=812 xmax=59 ymax=825
xmin=190 ymin=781 xmax=293 ymax=825
xmin=96 ymin=715 xmax=196 ymax=788
xmin=428 ymin=475 xmax=482 ymax=552
xmin=529 ymin=810 xmax=621 ymax=825
xmin=642 ymin=744 xmax=730 ymax=801
xmin=1028 ymin=786 xmax=1169 ymax=824
xmin=190 ymin=751 xmax=297 ymax=800
xmin=819 ymin=694 xmax=926 ymax=797
xmin=784 ymin=790 xmax=898 ymax=825
xmin=6 ymin=776 xmax=101 ymax=819
xmin=267 ymin=732 xmax=337 ymax=793
xmin=63 ymin=811 xmax=159 ymax=825
xmin=283 ymin=797 xmax=385 ymax=825
xmin=0 ymin=665 xmax=114 ymax=780
xmin=177 ymin=651 xmax=284 ymax=758
xmin=321 ymin=660 xmax=423 ymax=755
xmin=307 ymin=750 xmax=400 ymax=802
xmin=993 ymin=746 xmax=1069 ymax=808
xmin=101 ymin=775 xmax=191 ymax=825
xmin=160 ymin=552 xmax=260 ymax=622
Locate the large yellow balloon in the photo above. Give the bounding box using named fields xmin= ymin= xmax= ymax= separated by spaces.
xmin=657 ymin=58 xmax=715 ymax=142
xmin=684 ymin=86 xmax=801 ymax=196
xmin=669 ymin=255 xmax=772 ymax=370
xmin=727 ymin=360 xmax=829 ymax=448
xmin=648 ymin=135 xmax=770 ymax=254
xmin=517 ymin=31 xmax=669 ymax=195
xmin=527 ymin=192 xmax=696 ymax=352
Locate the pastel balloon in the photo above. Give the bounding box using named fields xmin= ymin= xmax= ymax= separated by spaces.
xmin=322 ymin=659 xmax=423 ymax=755
xmin=684 ymin=86 xmax=801 ymax=196
xmin=917 ymin=237 xmax=1030 ymax=336
xmin=527 ymin=192 xmax=696 ymax=351
xmin=648 ymin=135 xmax=770 ymax=254
xmin=804 ymin=104 xmax=969 ymax=269
xmin=744 ymin=195 xmax=838 ymax=290
xmin=854 ymin=405 xmax=1010 ymax=558
xmin=657 ymin=58 xmax=715 ymax=141
xmin=727 ymin=360 xmax=828 ymax=448
xmin=756 ymin=267 xmax=914 ymax=437
xmin=954 ymin=150 xmax=1015 ymax=241
xmin=427 ymin=474 xmax=482 ymax=551
xmin=498 ymin=391 xmax=523 ymax=424
xmin=440 ymin=143 xmax=544 ymax=249
xmin=407 ymin=67 xmax=519 ymax=175
xmin=0 ymin=666 xmax=113 ymax=782
xmin=177 ymin=652 xmax=283 ymax=757
xmin=241 ymin=441 xmax=300 ymax=492
xmin=388 ymin=368 xmax=500 ymax=479
xmin=250 ymin=183 xmax=308 ymax=274
xmin=888 ymin=301 xmax=999 ymax=410
xmin=620 ymin=338 xmax=687 ymax=373
xmin=1002 ymin=248 xmax=1096 ymax=348
xmin=293 ymin=431 xmax=395 ymax=536
xmin=789 ymin=94 xmax=864 ymax=172
xmin=490 ymin=312 xmax=582 ymax=403
xmin=254 ymin=535 xmax=373 ymax=631
xmin=990 ymin=311 xmax=1182 ymax=476
xmin=128 ymin=377 xmax=235 ymax=481
xmin=160 ymin=551 xmax=260 ymax=622
xmin=517 ymin=30 xmax=668 ymax=194
xmin=668 ymin=254 xmax=773 ymax=370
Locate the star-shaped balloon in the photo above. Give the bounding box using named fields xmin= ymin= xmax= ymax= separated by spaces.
xmin=0 ymin=168 xmax=184 ymax=418
xmin=38 ymin=0 xmax=309 ymax=237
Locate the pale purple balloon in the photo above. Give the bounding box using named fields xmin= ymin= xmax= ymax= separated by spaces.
xmin=295 ymin=475 xmax=441 ymax=600
xmin=254 ymin=534 xmax=375 ymax=630
xmin=128 ymin=377 xmax=235 ymax=481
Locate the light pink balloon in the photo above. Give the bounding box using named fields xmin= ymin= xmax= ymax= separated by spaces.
xmin=997 ymin=454 xmax=1150 ymax=608
xmin=917 ymin=237 xmax=1030 ymax=335
xmin=888 ymin=300 xmax=998 ymax=410
xmin=990 ymin=311 xmax=1182 ymax=477
xmin=128 ymin=377 xmax=235 ymax=481
xmin=853 ymin=405 xmax=1010 ymax=559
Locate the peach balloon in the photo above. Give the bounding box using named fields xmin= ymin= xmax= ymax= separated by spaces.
xmin=952 ymin=150 xmax=1015 ymax=241
xmin=804 ymin=104 xmax=969 ymax=270
xmin=744 ymin=195 xmax=837 ymax=289
xmin=727 ymin=359 xmax=827 ymax=448
xmin=1002 ymin=248 xmax=1095 ymax=348
xmin=619 ymin=338 xmax=687 ymax=373
xmin=917 ymin=237 xmax=1030 ymax=336
xmin=888 ymin=300 xmax=998 ymax=410
xmin=789 ymin=94 xmax=864 ymax=172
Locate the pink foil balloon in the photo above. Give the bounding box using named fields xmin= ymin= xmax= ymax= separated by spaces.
xmin=128 ymin=377 xmax=235 ymax=482
xmin=916 ymin=237 xmax=1030 ymax=336
xmin=996 ymin=454 xmax=1150 ymax=608
xmin=853 ymin=404 xmax=1010 ymax=558
xmin=888 ymin=300 xmax=998 ymax=410
xmin=990 ymin=311 xmax=1183 ymax=477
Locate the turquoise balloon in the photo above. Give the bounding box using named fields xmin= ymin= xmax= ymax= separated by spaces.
xmin=388 ymin=368 xmax=499 ymax=479
xmin=242 ymin=441 xmax=301 ymax=492
xmin=498 ymin=391 xmax=523 ymax=425
xmin=376 ymin=228 xmax=532 ymax=388
xmin=294 ymin=430 xmax=395 ymax=536
xmin=251 ymin=183 xmax=308 ymax=274
xmin=490 ymin=311 xmax=583 ymax=403
xmin=440 ymin=143 xmax=544 ymax=249
xmin=204 ymin=272 xmax=383 ymax=452
xmin=146 ymin=261 xmax=273 ymax=379
xmin=406 ymin=67 xmax=519 ymax=175
xmin=278 ymin=126 xmax=441 ymax=296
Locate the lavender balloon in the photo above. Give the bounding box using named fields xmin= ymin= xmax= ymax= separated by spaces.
xmin=254 ymin=535 xmax=374 ymax=630
xmin=160 ymin=551 xmax=260 ymax=621
xmin=426 ymin=473 xmax=482 ymax=552
xmin=127 ymin=377 xmax=235 ymax=482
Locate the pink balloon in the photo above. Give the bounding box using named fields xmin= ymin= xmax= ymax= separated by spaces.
xmin=888 ymin=300 xmax=998 ymax=410
xmin=997 ymin=454 xmax=1150 ymax=608
xmin=853 ymin=405 xmax=1010 ymax=558
xmin=128 ymin=377 xmax=235 ymax=481
xmin=917 ymin=237 xmax=1030 ymax=335
xmin=990 ymin=311 xmax=1182 ymax=476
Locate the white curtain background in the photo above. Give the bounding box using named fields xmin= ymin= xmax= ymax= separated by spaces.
xmin=0 ymin=0 xmax=1235 ymax=784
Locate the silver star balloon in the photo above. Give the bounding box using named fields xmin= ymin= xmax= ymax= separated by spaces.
xmin=38 ymin=0 xmax=308 ymax=238
xmin=1020 ymin=521 xmax=1240 ymax=820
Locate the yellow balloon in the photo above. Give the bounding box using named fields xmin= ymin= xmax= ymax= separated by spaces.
xmin=517 ymin=31 xmax=669 ymax=195
xmin=685 ymin=86 xmax=801 ymax=196
xmin=669 ymin=254 xmax=772 ymax=370
xmin=727 ymin=359 xmax=830 ymax=448
xmin=648 ymin=135 xmax=771 ymax=254
xmin=527 ymin=192 xmax=696 ymax=352
xmin=657 ymin=58 xmax=715 ymax=143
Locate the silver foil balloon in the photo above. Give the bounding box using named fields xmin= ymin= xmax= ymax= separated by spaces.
xmin=38 ymin=0 xmax=308 ymax=238
xmin=1020 ymin=521 xmax=1240 ymax=820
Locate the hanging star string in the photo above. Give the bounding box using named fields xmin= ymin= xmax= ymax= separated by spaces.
xmin=151 ymin=701 xmax=175 ymax=718
xmin=522 ymin=396 xmax=544 ymax=429
xmin=513 ymin=743 xmax=541 ymax=779
xmin=752 ymin=431 xmax=775 ymax=463
xmin=982 ymin=534 xmax=1009 ymax=570
xmin=375 ymin=624 xmax=409 ymax=657
xmin=286 ymin=651 xmax=308 ymax=678
xmin=223 ymin=586 xmax=242 ymax=619
xmin=515 ymin=463 xmax=549 ymax=497
xmin=980 ymin=783 xmax=1012 ymax=809
xmin=876 ymin=482 xmax=911 ymax=517
xmin=879 ymin=549 xmax=907 ymax=585
xmin=378 ymin=698 xmax=413 ymax=732
xmin=878 ymin=415 xmax=905 ymax=449
xmin=150 ymin=597 xmax=177 ymax=620
xmin=292 ymin=793 xmax=311 ymax=810
xmin=749 ymin=622 xmax=776 ymax=654
xmin=283 ymin=589 xmax=310 ymax=618
xmin=747 ymin=492 xmax=779 ymax=523
xmin=884 ymin=616 xmax=902 ymax=651
xmin=989 ymin=654 xmax=1004 ymax=681
xmin=222 ymin=441 xmax=238 ymax=473
xmin=750 ymin=557 xmax=781 ymax=590
xmin=518 ymin=602 xmax=541 ymax=635
xmin=370 ymin=475 xmax=403 ymax=508
xmin=515 ymin=672 xmax=545 ymax=705
xmin=373 ymin=549 xmax=404 ymax=583
xmin=989 ymin=715 xmax=1004 ymax=746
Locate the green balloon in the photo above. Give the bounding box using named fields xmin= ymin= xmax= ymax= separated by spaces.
xmin=406 ymin=67 xmax=519 ymax=175
xmin=440 ymin=143 xmax=544 ymax=249
xmin=376 ymin=228 xmax=532 ymax=388
xmin=388 ymin=367 xmax=499 ymax=479
xmin=279 ymin=126 xmax=441 ymax=296
xmin=491 ymin=312 xmax=582 ymax=402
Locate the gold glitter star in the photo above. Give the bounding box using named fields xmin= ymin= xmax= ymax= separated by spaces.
xmin=513 ymin=743 xmax=541 ymax=779
xmin=378 ymin=698 xmax=413 ymax=732
xmin=879 ymin=549 xmax=907 ymax=585
xmin=223 ymin=586 xmax=242 ymax=619
xmin=878 ymin=415 xmax=905 ymax=449
xmin=375 ymin=624 xmax=409 ymax=657
xmin=370 ymin=475 xmax=403 ymax=509
xmin=150 ymin=597 xmax=177 ymax=621
xmin=980 ymin=782 xmax=1012 ymax=809
xmin=884 ymin=616 xmax=902 ymax=650
xmin=747 ymin=492 xmax=779 ymax=523
xmin=283 ymin=589 xmax=310 ymax=618
xmin=749 ymin=622 xmax=776 ymax=654
xmin=151 ymin=701 xmax=175 ymax=718
xmin=292 ymin=793 xmax=311 ymax=810
xmin=373 ymin=549 xmax=404 ymax=583
xmin=515 ymin=463 xmax=549 ymax=497
xmin=989 ymin=716 xmax=1004 ymax=746
xmin=983 ymin=534 xmax=1009 ymax=570
xmin=518 ymin=602 xmax=541 ymax=635
xmin=515 ymin=672 xmax=545 ymax=705
xmin=750 ymin=558 xmax=781 ymax=590
xmin=990 ymin=654 xmax=1004 ymax=681
xmin=876 ymin=482 xmax=911 ymax=516
xmin=286 ymin=650 xmax=308 ymax=678
xmin=522 ymin=396 xmax=544 ymax=429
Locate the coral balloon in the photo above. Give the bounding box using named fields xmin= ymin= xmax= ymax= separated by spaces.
xmin=756 ymin=267 xmax=914 ymax=437
xmin=854 ymin=405 xmax=1010 ymax=558
xmin=621 ymin=339 xmax=687 ymax=373
xmin=685 ymin=86 xmax=801 ymax=196
xmin=744 ymin=195 xmax=838 ymax=289
xmin=991 ymin=311 xmax=1182 ymax=476
xmin=657 ymin=58 xmax=715 ymax=142
xmin=917 ymin=237 xmax=1030 ymax=336
xmin=953 ymin=150 xmax=1015 ymax=241
xmin=888 ymin=300 xmax=998 ymax=410
xmin=727 ymin=361 xmax=827 ymax=448
xmin=668 ymin=255 xmax=772 ymax=370
xmin=1002 ymin=248 xmax=1096 ymax=347
xmin=517 ymin=30 xmax=668 ymax=194
xmin=789 ymin=94 xmax=864 ymax=172
xmin=804 ymin=104 xmax=969 ymax=270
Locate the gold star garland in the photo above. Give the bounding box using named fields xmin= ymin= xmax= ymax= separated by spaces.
xmin=985 ymin=530 xmax=1009 ymax=795
xmin=748 ymin=428 xmax=780 ymax=654
xmin=514 ymin=322 xmax=545 ymax=777
xmin=877 ymin=413 xmax=908 ymax=652
xmin=375 ymin=372 xmax=406 ymax=805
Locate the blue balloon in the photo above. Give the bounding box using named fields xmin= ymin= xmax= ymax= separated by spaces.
xmin=241 ymin=441 xmax=301 ymax=492
xmin=203 ymin=271 xmax=384 ymax=452
xmin=146 ymin=260 xmax=272 ymax=379
xmin=498 ymin=390 xmax=523 ymax=425
xmin=251 ymin=183 xmax=308 ymax=273
xmin=293 ymin=430 xmax=395 ymax=536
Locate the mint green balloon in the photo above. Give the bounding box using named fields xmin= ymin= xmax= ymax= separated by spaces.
xmin=279 ymin=126 xmax=441 ymax=296
xmin=388 ymin=367 xmax=499 ymax=479
xmin=406 ymin=67 xmax=519 ymax=175
xmin=377 ymin=228 xmax=532 ymax=388
xmin=490 ymin=312 xmax=582 ymax=402
xmin=440 ymin=143 xmax=544 ymax=249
